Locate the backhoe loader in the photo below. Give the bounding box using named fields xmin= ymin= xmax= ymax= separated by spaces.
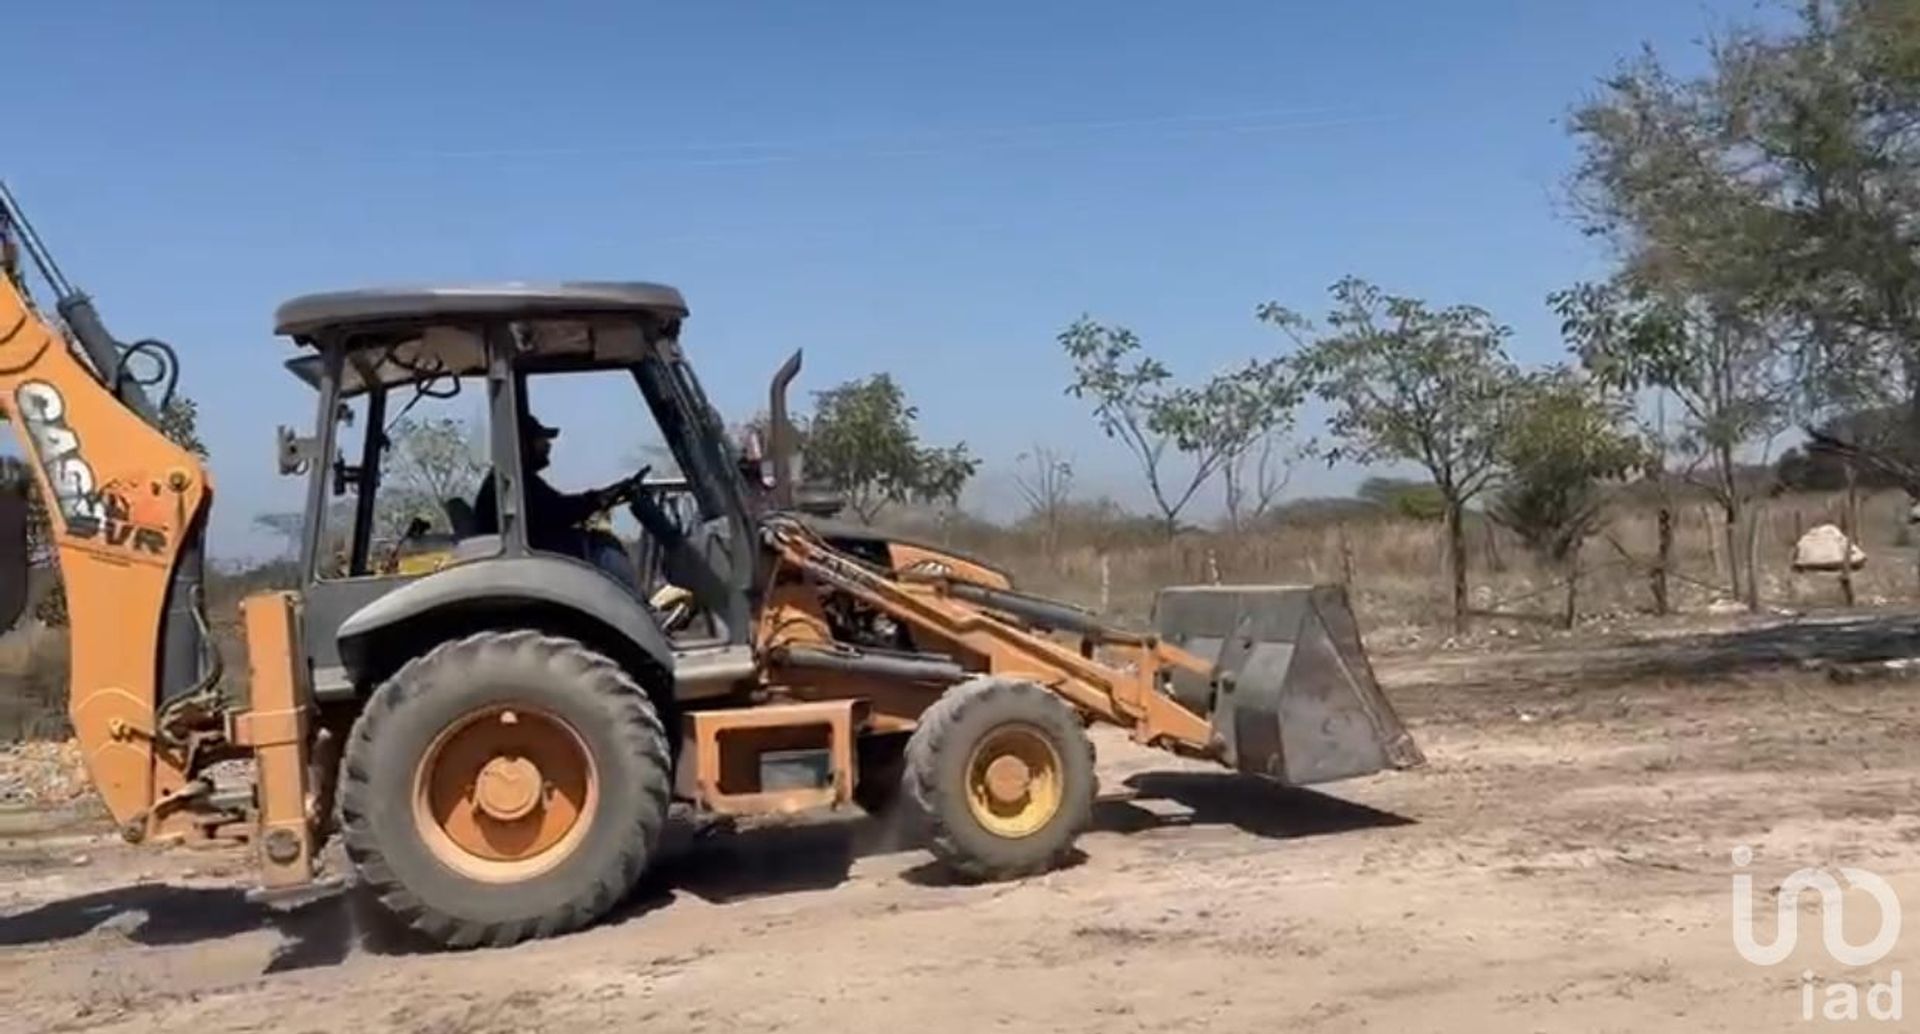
xmin=0 ymin=184 xmax=1423 ymax=949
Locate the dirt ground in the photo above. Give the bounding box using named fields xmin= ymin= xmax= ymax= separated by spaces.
xmin=3 ymin=612 xmax=1918 ymax=1033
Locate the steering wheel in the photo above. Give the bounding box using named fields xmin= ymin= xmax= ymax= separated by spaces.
xmin=623 ymin=471 xmax=681 ymax=542
xmin=595 ymin=465 xmax=650 ymax=511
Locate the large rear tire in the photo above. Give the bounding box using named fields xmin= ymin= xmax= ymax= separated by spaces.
xmin=338 ymin=630 xmax=670 ymax=948
xmin=904 ymin=678 xmax=1095 ymax=881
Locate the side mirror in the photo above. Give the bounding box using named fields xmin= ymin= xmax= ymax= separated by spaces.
xmin=276 ymin=425 xmax=318 ymax=475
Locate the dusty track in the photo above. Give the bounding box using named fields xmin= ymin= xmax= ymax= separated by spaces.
xmin=2 ymin=613 xmax=1917 ymax=1032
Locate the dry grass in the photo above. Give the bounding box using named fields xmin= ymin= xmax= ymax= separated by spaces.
xmin=941 ymin=488 xmax=1920 ymax=633
xmin=2 ymin=489 xmax=1913 ymax=745
xmin=0 ymin=625 xmax=71 ymax=741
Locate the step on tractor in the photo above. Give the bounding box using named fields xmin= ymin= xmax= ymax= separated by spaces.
xmin=0 ymin=184 xmax=1424 ymax=948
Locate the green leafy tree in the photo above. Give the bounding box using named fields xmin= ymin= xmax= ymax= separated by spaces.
xmin=1060 ymin=319 xmax=1297 ymax=537
xmin=1777 ymin=406 xmax=1918 ymax=491
xmin=1159 ymin=357 xmax=1300 ymax=532
xmin=1551 ymin=280 xmax=1792 ymax=607
xmin=1355 ymin=477 xmax=1447 ymax=522
xmin=1566 ymin=0 xmax=1920 ymax=599
xmin=1060 ymin=319 xmax=1213 ymax=539
xmin=1490 ymin=371 xmax=1649 ymax=628
xmin=158 ymin=397 xmax=207 ymax=458
xmin=1705 ymin=2 xmax=1920 ymax=469
xmin=805 ymin=374 xmax=977 ymax=523
xmin=1274 ymin=277 xmax=1520 ymax=632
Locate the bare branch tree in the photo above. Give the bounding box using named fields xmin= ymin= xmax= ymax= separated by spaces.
xmin=1223 ymin=430 xmax=1297 ymax=530
xmin=1012 ymin=445 xmax=1075 ymax=551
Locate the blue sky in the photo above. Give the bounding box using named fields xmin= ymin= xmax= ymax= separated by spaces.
xmin=10 ymin=1 xmax=1767 ymax=558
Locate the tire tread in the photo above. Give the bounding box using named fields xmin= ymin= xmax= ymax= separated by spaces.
xmin=904 ymin=677 xmax=1095 ymax=881
xmin=338 ymin=630 xmax=669 ymax=948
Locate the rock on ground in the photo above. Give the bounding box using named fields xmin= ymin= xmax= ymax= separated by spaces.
xmin=1791 ymin=522 xmax=1866 ymax=571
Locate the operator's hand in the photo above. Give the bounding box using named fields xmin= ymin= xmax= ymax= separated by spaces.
xmin=592 ymin=466 xmax=650 ymax=511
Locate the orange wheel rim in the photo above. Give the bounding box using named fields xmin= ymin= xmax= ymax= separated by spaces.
xmin=964 ymin=723 xmax=1063 ymax=839
xmin=411 ymin=705 xmax=598 ymax=882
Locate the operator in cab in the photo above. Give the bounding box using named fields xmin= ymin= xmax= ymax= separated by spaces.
xmin=471 ymin=411 xmax=641 ymax=581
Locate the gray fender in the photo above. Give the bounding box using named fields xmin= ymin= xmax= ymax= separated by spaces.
xmin=336 ymin=555 xmax=676 ymax=680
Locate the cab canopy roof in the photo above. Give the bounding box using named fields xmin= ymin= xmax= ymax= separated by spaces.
xmin=274 ymin=282 xmax=687 ymax=339
xmin=275 ymin=282 xmax=689 ymax=396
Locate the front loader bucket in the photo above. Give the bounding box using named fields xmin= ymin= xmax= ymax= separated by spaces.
xmin=1155 ymin=585 xmax=1423 ymax=786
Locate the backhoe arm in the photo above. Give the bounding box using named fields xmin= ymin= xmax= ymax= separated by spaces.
xmin=0 ymin=267 xmax=212 ymax=836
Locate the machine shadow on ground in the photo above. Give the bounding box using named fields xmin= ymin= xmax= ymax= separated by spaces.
xmin=1098 ymin=773 xmax=1414 ymax=840
xmin=1385 ymin=610 xmax=1920 ymax=700
xmin=1609 ymin=611 xmax=1920 ymax=683
xmin=0 ymin=773 xmax=1409 ymax=974
xmin=0 ymin=881 xmax=365 ymax=974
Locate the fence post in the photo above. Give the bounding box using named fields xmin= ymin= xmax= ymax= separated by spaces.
xmin=1703 ymin=505 xmax=1724 ymax=595
xmin=1787 ymin=508 xmax=1804 ymax=607
xmin=1839 ymin=466 xmax=1859 ymax=608
xmin=1338 ymin=524 xmax=1355 ymax=586
xmin=1652 ymin=506 xmax=1672 ymax=616
xmin=1098 ymin=553 xmax=1111 ymax=615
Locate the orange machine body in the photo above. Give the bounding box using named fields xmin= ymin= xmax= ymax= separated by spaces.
xmin=0 ymin=277 xmax=210 ymax=833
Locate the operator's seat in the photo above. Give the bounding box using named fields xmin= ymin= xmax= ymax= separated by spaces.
xmin=445 ymin=497 xmax=478 ymax=539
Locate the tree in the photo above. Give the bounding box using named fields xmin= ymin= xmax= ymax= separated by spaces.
xmin=1708 ymin=3 xmax=1920 ymax=476
xmin=377 ymin=416 xmax=486 ymax=540
xmin=1777 ymin=406 xmax=1917 ymax=491
xmin=1160 ymin=357 xmax=1300 ymax=532
xmin=804 ymin=373 xmax=977 ymax=523
xmin=1221 ymin=429 xmax=1294 ymax=531
xmin=1060 ymin=319 xmax=1215 ymax=539
xmin=1276 ymin=277 xmax=1520 ymax=633
xmin=1355 ymin=477 xmax=1448 ymax=521
xmin=1551 ymin=280 xmax=1793 ymax=607
xmin=252 ymin=510 xmax=315 ymax=562
xmin=1567 ymin=0 xmax=1920 ymax=542
xmin=158 ymin=397 xmax=207 ymax=458
xmin=1011 ymin=444 xmax=1075 ymax=551
xmin=1060 ymin=319 xmax=1298 ymax=538
xmin=1490 ymin=370 xmax=1648 ymax=628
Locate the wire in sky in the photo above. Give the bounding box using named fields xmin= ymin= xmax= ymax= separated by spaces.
xmin=406 ymin=103 xmax=1390 ymax=166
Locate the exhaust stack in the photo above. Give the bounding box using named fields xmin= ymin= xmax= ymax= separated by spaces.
xmin=766 ymin=349 xmax=803 ymax=509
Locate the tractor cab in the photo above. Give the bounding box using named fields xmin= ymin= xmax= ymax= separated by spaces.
xmin=274 ymin=284 xmax=763 ymax=700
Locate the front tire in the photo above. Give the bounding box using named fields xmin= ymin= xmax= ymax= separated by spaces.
xmin=338 ymin=631 xmax=670 ymax=948
xmin=904 ymin=678 xmax=1095 ymax=881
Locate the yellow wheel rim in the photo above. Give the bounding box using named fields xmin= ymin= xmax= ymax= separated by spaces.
xmin=964 ymin=723 xmax=1064 ymax=838
xmin=411 ymin=705 xmax=598 ymax=883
